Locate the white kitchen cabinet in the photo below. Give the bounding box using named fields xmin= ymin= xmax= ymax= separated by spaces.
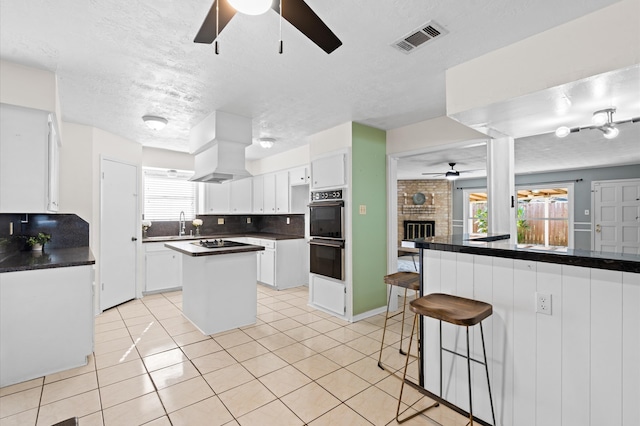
xmin=0 ymin=265 xmax=93 ymax=387
xmin=275 ymin=171 xmax=289 ymax=213
xmin=204 ymin=181 xmax=230 ymax=213
xmin=250 ymin=238 xmax=305 ymax=289
xmin=289 ymin=166 xmax=310 ymax=186
xmin=263 ymin=174 xmax=277 ymax=214
xmin=230 ymin=177 xmax=252 ymax=213
xmin=259 ymin=247 xmax=276 ymax=286
xmin=145 ymin=243 xmax=182 ymax=293
xmin=252 ymin=175 xmax=265 ymax=213
xmin=0 ymin=103 xmax=60 ymax=213
xmin=311 ymin=153 xmax=346 ymax=189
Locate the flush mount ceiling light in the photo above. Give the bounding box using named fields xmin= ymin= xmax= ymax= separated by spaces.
xmin=228 ymin=0 xmax=271 ymax=15
xmin=142 ymin=115 xmax=168 ymax=131
xmin=258 ymin=137 xmax=276 ymax=149
xmin=166 ymin=169 xmax=178 ymax=178
xmin=554 ymin=107 xmax=640 ymax=140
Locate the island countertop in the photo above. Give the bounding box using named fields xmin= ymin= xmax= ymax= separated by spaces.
xmin=164 ymin=240 xmax=265 ymax=256
xmin=0 ymin=247 xmax=95 ymax=273
xmin=402 ymin=234 xmax=640 ymax=273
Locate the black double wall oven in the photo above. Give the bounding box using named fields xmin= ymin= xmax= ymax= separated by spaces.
xmin=309 ymin=189 xmax=345 ymax=281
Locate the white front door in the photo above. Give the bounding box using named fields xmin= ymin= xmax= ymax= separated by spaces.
xmin=100 ymin=158 xmax=138 ymax=310
xmin=593 ymin=179 xmax=640 ymax=254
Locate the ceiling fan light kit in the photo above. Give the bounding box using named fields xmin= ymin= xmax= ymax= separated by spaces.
xmin=142 ymin=115 xmax=168 ymax=130
xmin=228 ymin=0 xmax=271 ymax=15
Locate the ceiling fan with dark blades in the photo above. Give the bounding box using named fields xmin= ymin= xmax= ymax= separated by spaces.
xmin=194 ymin=0 xmax=342 ymax=54
xmin=421 ymin=162 xmax=481 ymax=180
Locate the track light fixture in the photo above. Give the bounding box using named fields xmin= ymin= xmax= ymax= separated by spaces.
xmin=555 ymin=107 xmax=639 ymax=139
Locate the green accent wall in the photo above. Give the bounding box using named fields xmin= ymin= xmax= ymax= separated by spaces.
xmin=351 ymin=123 xmax=387 ymax=316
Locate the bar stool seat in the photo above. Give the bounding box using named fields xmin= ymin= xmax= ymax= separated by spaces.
xmin=409 ymin=293 xmax=492 ymax=326
xmin=396 ymin=293 xmax=496 ymax=425
xmin=377 ymin=272 xmax=420 ymax=372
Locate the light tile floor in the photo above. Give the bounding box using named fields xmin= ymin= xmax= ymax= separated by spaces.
xmin=0 ymin=285 xmax=468 ymax=426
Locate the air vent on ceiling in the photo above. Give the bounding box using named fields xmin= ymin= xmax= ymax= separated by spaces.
xmin=391 ymin=20 xmax=448 ymax=54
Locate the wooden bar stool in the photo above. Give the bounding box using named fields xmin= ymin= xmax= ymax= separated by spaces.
xmin=396 ymin=293 xmax=496 ymax=425
xmin=377 ymin=272 xmax=420 ymax=373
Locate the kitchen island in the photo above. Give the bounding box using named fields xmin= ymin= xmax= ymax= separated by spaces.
xmin=401 ymin=235 xmax=639 ymax=426
xmin=164 ymin=240 xmax=264 ymax=335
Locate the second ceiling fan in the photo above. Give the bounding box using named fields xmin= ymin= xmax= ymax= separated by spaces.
xmin=422 ymin=162 xmax=480 ymax=181
xmin=194 ymin=0 xmax=342 ymax=54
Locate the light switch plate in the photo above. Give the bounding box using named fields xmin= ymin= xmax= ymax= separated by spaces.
xmin=359 ymin=205 xmax=367 ymax=215
xmin=217 ymin=218 xmax=224 ymax=225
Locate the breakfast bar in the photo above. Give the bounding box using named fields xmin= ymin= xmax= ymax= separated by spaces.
xmin=401 ymin=235 xmax=640 ymax=426
xmin=165 ymin=240 xmax=264 ymax=335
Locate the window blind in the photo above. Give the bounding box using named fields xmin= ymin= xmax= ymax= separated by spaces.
xmin=143 ymin=168 xmax=196 ymax=221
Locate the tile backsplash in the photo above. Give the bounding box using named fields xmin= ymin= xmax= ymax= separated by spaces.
xmin=0 ymin=213 xmax=90 ymax=253
xmin=144 ymin=214 xmax=305 ymax=238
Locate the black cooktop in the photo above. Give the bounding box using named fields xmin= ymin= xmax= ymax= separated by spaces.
xmin=198 ymin=240 xmax=247 ymax=248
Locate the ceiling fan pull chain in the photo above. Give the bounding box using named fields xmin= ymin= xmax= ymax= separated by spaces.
xmin=215 ymin=0 xmax=220 ymax=54
xmin=279 ymin=0 xmax=283 ymax=54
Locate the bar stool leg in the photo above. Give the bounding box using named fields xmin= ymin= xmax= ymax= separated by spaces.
xmin=466 ymin=326 xmax=473 ymax=425
xmin=480 ymin=322 xmax=496 ymax=426
xmin=395 ymin=313 xmax=417 ymax=421
xmin=377 ymin=284 xmax=395 ymax=370
xmin=399 ymin=288 xmax=409 ymax=355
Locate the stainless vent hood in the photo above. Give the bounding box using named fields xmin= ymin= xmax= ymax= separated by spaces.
xmin=189 ymin=111 xmax=252 ymax=183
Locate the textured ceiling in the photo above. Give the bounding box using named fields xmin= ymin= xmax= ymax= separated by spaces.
xmin=0 ymin=0 xmax=620 ymax=162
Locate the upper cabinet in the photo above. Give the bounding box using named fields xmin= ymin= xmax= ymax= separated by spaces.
xmin=275 ymin=171 xmax=289 ymax=213
xmin=252 ymin=175 xmax=265 ymax=214
xmin=311 ymin=154 xmax=345 ymax=189
xmin=289 ymin=166 xmax=310 ymax=186
xmin=0 ymin=103 xmax=60 ymax=213
xmin=204 ymin=181 xmax=230 ymax=213
xmin=230 ymin=178 xmax=252 ymax=213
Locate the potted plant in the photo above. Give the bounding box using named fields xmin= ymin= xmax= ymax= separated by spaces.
xmin=26 ymin=232 xmax=51 ymax=251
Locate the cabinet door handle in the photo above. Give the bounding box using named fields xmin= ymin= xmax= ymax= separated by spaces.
xmin=131 ymin=237 xmax=138 ymax=241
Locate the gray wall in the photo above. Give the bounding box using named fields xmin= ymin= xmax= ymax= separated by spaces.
xmin=451 ymin=164 xmax=640 ymax=250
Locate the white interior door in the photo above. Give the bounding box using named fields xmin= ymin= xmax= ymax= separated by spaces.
xmin=593 ymin=179 xmax=640 ymax=254
xmin=101 ymin=158 xmax=138 ymax=310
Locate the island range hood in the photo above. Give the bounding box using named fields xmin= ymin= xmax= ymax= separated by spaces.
xmin=189 ymin=110 xmax=252 ymax=183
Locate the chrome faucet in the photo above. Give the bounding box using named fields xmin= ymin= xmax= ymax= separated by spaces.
xmin=179 ymin=211 xmax=186 ymax=236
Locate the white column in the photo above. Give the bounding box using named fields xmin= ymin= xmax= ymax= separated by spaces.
xmin=486 ymin=137 xmax=516 ymax=241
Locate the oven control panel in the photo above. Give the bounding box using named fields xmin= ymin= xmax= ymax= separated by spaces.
xmin=311 ymin=189 xmax=343 ymax=201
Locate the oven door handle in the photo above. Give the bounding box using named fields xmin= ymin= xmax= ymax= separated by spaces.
xmin=308 ymin=200 xmax=344 ymax=208
xmin=309 ymin=239 xmax=345 ymax=248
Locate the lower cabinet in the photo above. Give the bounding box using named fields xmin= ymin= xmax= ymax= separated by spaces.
xmin=0 ymin=265 xmax=94 ymax=387
xmin=145 ymin=243 xmax=182 ymax=293
xmin=247 ymin=238 xmax=306 ymax=290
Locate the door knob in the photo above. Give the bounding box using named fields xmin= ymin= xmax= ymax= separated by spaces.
xmin=131 ymin=237 xmax=138 ymax=241
xmin=595 ymin=224 xmax=601 ymax=233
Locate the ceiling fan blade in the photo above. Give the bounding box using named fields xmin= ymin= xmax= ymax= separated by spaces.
xmin=272 ymin=0 xmax=342 ymax=54
xmin=421 ymin=172 xmax=444 ymax=176
xmin=194 ymin=0 xmax=237 ymax=44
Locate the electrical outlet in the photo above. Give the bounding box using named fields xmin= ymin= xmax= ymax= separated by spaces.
xmin=359 ymin=205 xmax=367 ymax=215
xmin=536 ymin=292 xmax=552 ymax=315
xmin=286 ymin=217 xmax=290 ymax=224
xmin=217 ymin=218 xmax=224 ymax=225
xmin=246 ymin=217 xmax=251 ymax=224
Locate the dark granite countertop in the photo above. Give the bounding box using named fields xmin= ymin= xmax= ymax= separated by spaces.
xmin=143 ymin=233 xmax=304 ymax=243
xmin=0 ymin=247 xmax=95 ymax=273
xmin=164 ymin=240 xmax=265 ymax=257
xmin=402 ymin=234 xmax=640 ymax=273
